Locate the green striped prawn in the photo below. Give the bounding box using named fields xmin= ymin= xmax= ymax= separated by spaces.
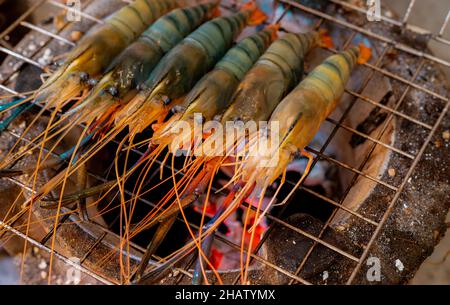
xmin=113 ymin=1 xmax=267 ymax=140
xmin=68 ymin=2 xmax=221 ymax=128
xmin=149 ymin=24 xmax=280 ymax=162
xmin=38 ymin=0 xmax=180 ymax=106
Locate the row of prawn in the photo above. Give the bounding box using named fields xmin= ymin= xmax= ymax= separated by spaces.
xmin=0 ymin=0 xmax=370 ymax=285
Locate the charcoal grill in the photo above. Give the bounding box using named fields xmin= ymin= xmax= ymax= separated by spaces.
xmin=0 ymin=0 xmax=449 ymax=285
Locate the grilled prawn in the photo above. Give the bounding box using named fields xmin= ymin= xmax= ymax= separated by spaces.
xmin=149 ymin=25 xmax=280 ymax=163
xmin=38 ymin=0 xmax=179 ymax=107
xmin=114 ymin=1 xmax=267 ymax=139
xmin=69 ymin=2 xmax=221 ymax=128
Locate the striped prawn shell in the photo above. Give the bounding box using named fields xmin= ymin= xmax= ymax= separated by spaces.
xmin=220 ymin=31 xmax=320 ymax=123
xmin=184 ymin=8 xmax=256 ymax=67
xmin=256 ymin=31 xmax=320 ymax=90
xmin=177 ymin=27 xmax=276 ymax=121
xmin=59 ymin=0 xmax=179 ymax=71
xmin=293 ymin=46 xmax=359 ymax=115
xmin=104 ymin=2 xmax=219 ymax=89
xmin=272 ymin=46 xmax=361 ymax=151
xmin=215 ymin=27 xmax=275 ymax=81
xmin=105 ymin=0 xmax=180 ymax=45
xmin=241 ymin=47 xmax=361 ymax=188
xmin=137 ymin=2 xmax=219 ymax=54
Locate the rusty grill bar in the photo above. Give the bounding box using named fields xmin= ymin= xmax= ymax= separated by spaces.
xmin=0 ymin=0 xmax=448 ymax=285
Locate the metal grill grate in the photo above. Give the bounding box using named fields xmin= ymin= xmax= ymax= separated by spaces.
xmin=0 ymin=0 xmax=448 ymax=285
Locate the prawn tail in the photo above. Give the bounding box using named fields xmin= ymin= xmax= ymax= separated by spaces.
xmin=357 ymin=43 xmax=372 ymax=64
xmin=266 ymin=23 xmax=281 ymax=40
xmin=318 ymin=28 xmax=334 ymax=49
xmin=209 ymin=1 xmax=222 ymax=18
xmin=241 ymin=1 xmax=267 ymax=26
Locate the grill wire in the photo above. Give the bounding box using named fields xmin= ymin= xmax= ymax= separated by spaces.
xmin=0 ymin=0 xmax=448 ymax=285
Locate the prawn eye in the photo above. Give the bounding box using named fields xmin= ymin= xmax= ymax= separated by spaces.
xmin=136 ymin=83 xmax=145 ymax=91
xmin=162 ymin=95 xmax=171 ymax=105
xmin=193 ymin=188 xmax=202 ymax=197
xmin=194 ymin=115 xmax=205 ymax=124
xmin=107 ymin=86 xmax=118 ymax=96
xmin=87 ymin=78 xmax=98 ymax=86
xmin=171 ymin=105 xmax=185 ymax=114
xmin=260 ymin=126 xmax=269 ymax=137
xmin=79 ymin=72 xmax=89 ymax=81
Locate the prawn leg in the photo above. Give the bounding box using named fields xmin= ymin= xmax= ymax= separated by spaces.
xmin=131 ymin=214 xmax=177 ymax=282
xmin=76 ymin=161 xmax=89 ymax=221
xmin=192 ymin=231 xmax=215 ymax=285
xmin=0 ymin=97 xmax=36 ymax=132
xmin=40 ymin=180 xmax=117 ymax=208
xmin=0 ymin=132 xmax=93 ymax=178
xmin=280 ymin=150 xmax=314 ymax=205
xmin=249 ymin=150 xmax=314 ymax=231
